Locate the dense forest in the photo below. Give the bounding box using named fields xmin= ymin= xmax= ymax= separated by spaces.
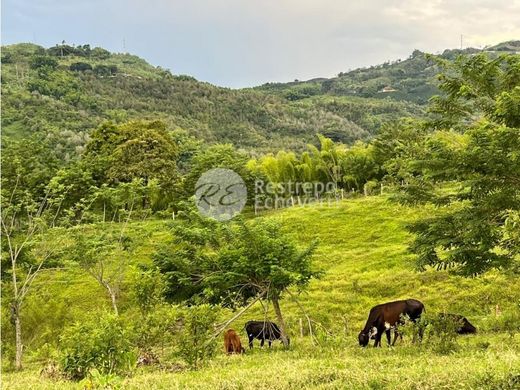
xmin=1 ymin=40 xmax=520 ymax=388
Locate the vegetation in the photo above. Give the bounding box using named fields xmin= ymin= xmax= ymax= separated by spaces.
xmin=397 ymin=53 xmax=520 ymax=275
xmin=1 ymin=40 xmax=519 ymax=389
xmin=2 ymin=197 xmax=520 ymax=388
xmin=154 ymin=208 xmax=318 ymax=346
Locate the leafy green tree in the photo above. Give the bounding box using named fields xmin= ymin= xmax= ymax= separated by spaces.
xmin=29 ymin=55 xmax=58 ymax=70
xmin=401 ymin=53 xmax=520 ymax=275
xmin=85 ymin=120 xmax=179 ymax=209
xmin=372 ymin=119 xmax=429 ymax=184
xmin=69 ymin=221 xmax=137 ymax=315
xmin=154 ymin=207 xmax=319 ymax=346
xmin=341 ymin=142 xmax=380 ymax=192
xmin=182 ymin=144 xmax=257 ymax=203
xmin=307 ymin=134 xmax=346 ymax=189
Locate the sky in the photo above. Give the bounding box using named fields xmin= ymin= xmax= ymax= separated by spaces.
xmin=2 ymin=0 xmax=520 ymax=88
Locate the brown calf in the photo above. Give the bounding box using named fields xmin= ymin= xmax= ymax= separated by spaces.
xmin=224 ymin=329 xmax=245 ymax=354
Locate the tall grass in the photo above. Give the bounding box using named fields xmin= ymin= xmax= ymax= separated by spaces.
xmin=3 ymin=195 xmax=520 ymax=389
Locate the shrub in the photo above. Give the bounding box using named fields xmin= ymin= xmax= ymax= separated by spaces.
xmin=69 ymin=62 xmax=92 ymax=72
xmin=134 ymin=305 xmax=181 ymax=357
xmin=176 ymin=305 xmax=219 ymax=368
xmin=485 ymin=308 xmax=520 ymax=337
xmin=130 ymin=266 xmax=166 ymax=314
xmin=59 ymin=313 xmax=136 ymax=380
xmin=30 ymin=55 xmax=58 ymax=70
xmin=424 ymin=313 xmax=461 ymax=354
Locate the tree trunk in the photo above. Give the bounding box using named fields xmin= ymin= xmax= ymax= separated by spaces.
xmin=105 ymin=284 xmax=119 ymax=316
xmin=271 ymin=296 xmax=289 ymax=347
xmin=13 ymin=303 xmax=23 ymax=370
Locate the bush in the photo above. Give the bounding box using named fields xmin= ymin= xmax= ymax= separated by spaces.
xmin=176 ymin=305 xmax=219 ymax=368
xmin=424 ymin=313 xmax=461 ymax=354
xmin=59 ymin=313 xmax=136 ymax=380
xmin=134 ymin=305 xmax=181 ymax=358
xmin=69 ymin=62 xmax=92 ymax=72
xmin=130 ymin=266 xmax=166 ymax=314
xmin=485 ymin=308 xmax=520 ymax=337
xmin=30 ymin=55 xmax=58 ymax=70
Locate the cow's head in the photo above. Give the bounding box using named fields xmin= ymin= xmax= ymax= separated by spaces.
xmin=358 ymin=331 xmax=369 ymax=347
xmin=359 ymin=327 xmax=377 ymax=347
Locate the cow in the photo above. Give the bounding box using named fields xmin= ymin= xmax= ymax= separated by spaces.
xmin=439 ymin=313 xmax=477 ymax=334
xmin=224 ymin=329 xmax=245 ymax=354
xmin=244 ymin=320 xmax=289 ymax=349
xmin=358 ymin=299 xmax=425 ymax=347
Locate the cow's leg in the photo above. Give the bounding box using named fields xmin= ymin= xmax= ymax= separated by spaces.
xmin=374 ymin=332 xmax=383 ymax=347
xmin=260 ymin=338 xmax=265 ymax=347
xmin=248 ymin=336 xmax=254 ymax=349
xmin=418 ymin=322 xmax=424 ymax=343
xmin=268 ymin=340 xmax=272 ymax=348
xmin=392 ymin=329 xmax=399 ymax=346
xmin=385 ymin=329 xmax=391 ymax=346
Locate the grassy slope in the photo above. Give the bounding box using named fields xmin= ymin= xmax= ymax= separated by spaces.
xmin=3 ymin=196 xmax=520 ymax=389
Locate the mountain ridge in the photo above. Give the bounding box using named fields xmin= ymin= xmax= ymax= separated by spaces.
xmin=1 ymin=40 xmax=517 ymax=157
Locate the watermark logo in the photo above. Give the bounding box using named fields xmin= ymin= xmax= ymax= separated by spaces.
xmin=195 ymin=168 xmax=247 ymax=221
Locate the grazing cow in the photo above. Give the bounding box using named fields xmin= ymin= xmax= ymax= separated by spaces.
xmin=358 ymin=299 xmax=425 ymax=347
xmin=224 ymin=329 xmax=245 ymax=354
xmin=440 ymin=313 xmax=477 ymax=334
xmin=244 ymin=321 xmax=289 ymax=348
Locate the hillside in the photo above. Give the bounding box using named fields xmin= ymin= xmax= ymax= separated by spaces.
xmin=256 ymin=40 xmax=520 ymax=104
xmin=3 ymin=41 xmax=518 ymax=160
xmin=1 ymin=43 xmax=412 ymax=156
xmin=1 ymin=42 xmax=454 ymax=158
xmin=3 ymin=195 xmax=520 ymax=388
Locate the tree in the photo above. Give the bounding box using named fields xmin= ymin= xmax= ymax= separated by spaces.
xmin=341 ymin=142 xmax=380 ymax=192
xmin=29 ymin=55 xmax=58 ymax=70
xmin=307 ymin=135 xmax=346 ymax=189
xmin=183 ymin=144 xmax=257 ymax=204
xmin=372 ymin=119 xmax=429 ymax=184
xmin=400 ymin=53 xmax=520 ymax=275
xmin=69 ymin=182 xmax=143 ymax=314
xmin=84 ymin=120 xmax=179 ymax=210
xmin=153 ymin=207 xmax=319 ymax=346
xmin=1 ymin=190 xmax=67 ymax=369
xmin=69 ymin=62 xmax=92 ymax=72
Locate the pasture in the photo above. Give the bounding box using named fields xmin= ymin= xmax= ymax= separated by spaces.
xmin=2 ymin=196 xmax=520 ymax=389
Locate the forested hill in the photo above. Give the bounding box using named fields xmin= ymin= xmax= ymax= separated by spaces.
xmin=1 ymin=41 xmax=518 ymax=157
xmin=255 ymin=40 xmax=520 ymax=104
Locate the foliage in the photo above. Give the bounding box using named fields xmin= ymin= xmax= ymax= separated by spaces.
xmin=130 ymin=266 xmax=167 ymax=314
xmin=132 ymin=305 xmax=181 ymax=357
xmin=154 ymin=207 xmax=318 ymax=307
xmin=182 ymin=143 xmax=256 ymax=203
xmin=176 ymin=305 xmax=219 ymax=368
xmin=423 ymin=313 xmax=462 ymax=354
xmin=59 ymin=313 xmax=136 ymax=380
xmin=1 ymin=42 xmax=396 ymax=157
xmin=248 ymin=134 xmax=381 ymax=199
xmin=395 ymin=54 xmax=520 ymax=275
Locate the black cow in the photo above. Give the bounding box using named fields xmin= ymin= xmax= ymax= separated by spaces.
xmin=244 ymin=321 xmax=289 ymax=348
xmin=358 ymin=299 xmax=425 ymax=347
xmin=440 ymin=313 xmax=477 ymax=334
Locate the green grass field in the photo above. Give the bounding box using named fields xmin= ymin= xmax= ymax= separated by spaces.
xmin=3 ymin=196 xmax=520 ymax=389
